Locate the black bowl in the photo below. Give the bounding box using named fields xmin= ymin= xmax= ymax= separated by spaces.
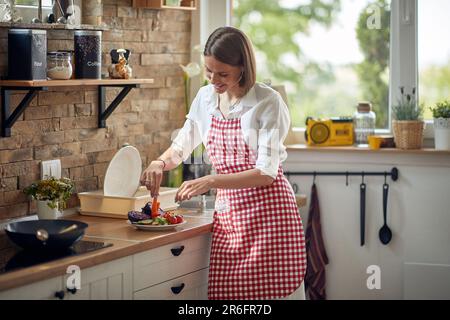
xmin=4 ymin=220 xmax=88 ymax=251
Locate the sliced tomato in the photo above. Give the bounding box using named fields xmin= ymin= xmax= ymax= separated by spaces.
xmin=175 ymin=215 xmax=183 ymax=224
xmin=167 ymin=215 xmax=178 ymax=224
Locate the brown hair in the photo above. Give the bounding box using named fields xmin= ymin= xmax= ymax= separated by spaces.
xmin=203 ymin=27 xmax=256 ymax=95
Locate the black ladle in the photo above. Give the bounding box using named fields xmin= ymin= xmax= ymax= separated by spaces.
xmin=379 ymin=182 xmax=392 ymax=245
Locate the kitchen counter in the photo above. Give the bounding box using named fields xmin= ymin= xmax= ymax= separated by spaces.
xmin=0 ymin=210 xmax=213 ymax=292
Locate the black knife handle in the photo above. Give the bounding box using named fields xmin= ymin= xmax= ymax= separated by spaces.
xmin=360 ymin=182 xmax=366 ymax=246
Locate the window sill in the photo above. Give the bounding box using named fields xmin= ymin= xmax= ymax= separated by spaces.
xmin=0 ymin=22 xmax=108 ymax=31
xmin=286 ymin=144 xmax=450 ymax=155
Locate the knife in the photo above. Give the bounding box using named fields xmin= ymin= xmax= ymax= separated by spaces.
xmin=360 ymin=181 xmax=366 ymax=246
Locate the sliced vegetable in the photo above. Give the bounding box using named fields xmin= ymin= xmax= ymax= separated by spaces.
xmin=128 ymin=210 xmax=151 ymax=223
xmin=136 ymin=219 xmax=154 ymax=225
xmin=175 ymin=215 xmax=183 ymax=224
xmin=151 ymin=197 xmax=158 ymax=218
xmin=141 ymin=202 xmax=151 ymax=216
xmin=155 ymin=217 xmax=168 ymax=225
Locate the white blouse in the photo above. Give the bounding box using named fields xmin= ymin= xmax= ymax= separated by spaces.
xmin=170 ymin=82 xmax=291 ymax=179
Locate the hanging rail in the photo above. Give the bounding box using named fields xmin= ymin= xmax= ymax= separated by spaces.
xmin=285 ymin=167 xmax=399 ymax=182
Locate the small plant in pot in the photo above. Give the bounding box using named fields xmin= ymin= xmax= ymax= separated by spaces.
xmin=392 ymin=87 xmax=425 ymax=150
xmin=430 ymin=100 xmax=450 ymax=150
xmin=23 ymin=176 xmax=75 ymax=219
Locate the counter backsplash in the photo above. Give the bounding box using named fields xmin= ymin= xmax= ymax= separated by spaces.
xmin=0 ymin=1 xmax=191 ymax=221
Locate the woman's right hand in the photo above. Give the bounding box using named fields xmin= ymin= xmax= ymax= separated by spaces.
xmin=140 ymin=160 xmax=165 ymax=197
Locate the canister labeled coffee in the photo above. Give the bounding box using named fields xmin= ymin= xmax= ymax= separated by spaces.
xmin=74 ymin=30 xmax=102 ymax=79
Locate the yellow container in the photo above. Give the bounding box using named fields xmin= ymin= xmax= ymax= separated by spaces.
xmin=78 ymin=186 xmax=179 ymax=219
xmin=368 ymin=136 xmax=382 ymax=150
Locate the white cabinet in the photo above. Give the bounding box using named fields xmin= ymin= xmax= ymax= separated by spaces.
xmin=0 ymin=233 xmax=211 ymax=300
xmin=63 ymin=256 xmax=133 ymax=300
xmin=0 ymin=276 xmax=63 ymax=300
xmin=134 ymin=268 xmax=209 ymax=300
xmin=0 ymin=256 xmax=133 ymax=300
xmin=133 ymin=233 xmax=211 ymax=299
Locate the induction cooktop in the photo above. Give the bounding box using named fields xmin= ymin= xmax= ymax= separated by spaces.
xmin=0 ymin=233 xmax=113 ymax=275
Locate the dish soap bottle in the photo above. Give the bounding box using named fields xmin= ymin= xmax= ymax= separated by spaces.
xmin=353 ymin=102 xmax=376 ymax=146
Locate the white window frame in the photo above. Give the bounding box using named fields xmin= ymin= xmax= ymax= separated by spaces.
xmin=190 ymin=0 xmax=233 ymax=102
xmin=14 ymin=0 xmax=82 ymax=25
xmin=14 ymin=1 xmax=53 ymax=23
xmin=195 ymin=0 xmax=434 ymax=141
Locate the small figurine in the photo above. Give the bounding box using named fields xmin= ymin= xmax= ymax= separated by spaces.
xmin=108 ymin=48 xmax=132 ymax=79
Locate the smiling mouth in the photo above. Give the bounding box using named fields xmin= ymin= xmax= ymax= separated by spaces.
xmin=214 ymin=84 xmax=225 ymax=90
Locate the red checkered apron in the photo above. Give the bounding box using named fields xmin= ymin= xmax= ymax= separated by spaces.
xmin=206 ymin=115 xmax=307 ymax=300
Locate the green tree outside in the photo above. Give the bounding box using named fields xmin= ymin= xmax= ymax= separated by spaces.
xmin=420 ymin=61 xmax=450 ymax=118
xmin=355 ymin=0 xmax=390 ymax=128
xmin=234 ymin=0 xmax=393 ymax=128
xmin=233 ymin=0 xmax=342 ymax=127
xmin=15 ymin=0 xmax=39 ymax=5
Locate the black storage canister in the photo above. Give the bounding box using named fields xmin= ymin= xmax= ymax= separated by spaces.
xmin=8 ymin=29 xmax=47 ymax=80
xmin=74 ymin=30 xmax=102 ymax=79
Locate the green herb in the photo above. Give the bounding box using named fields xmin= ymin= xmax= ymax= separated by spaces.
xmin=430 ymin=100 xmax=450 ymax=119
xmin=155 ymin=217 xmax=168 ymax=225
xmin=392 ymin=87 xmax=424 ymax=121
xmin=23 ymin=176 xmax=75 ymax=210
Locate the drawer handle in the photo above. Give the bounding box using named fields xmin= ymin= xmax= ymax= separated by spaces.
xmin=67 ymin=287 xmax=77 ymax=294
xmin=170 ymin=245 xmax=185 ymax=256
xmin=54 ymin=290 xmax=65 ymax=300
xmin=171 ymin=283 xmax=185 ymax=294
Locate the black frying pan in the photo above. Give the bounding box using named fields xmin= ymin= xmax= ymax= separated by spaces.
xmin=4 ymin=220 xmax=88 ymax=251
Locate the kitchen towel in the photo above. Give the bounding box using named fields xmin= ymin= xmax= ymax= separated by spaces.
xmin=304 ymin=183 xmax=329 ymax=300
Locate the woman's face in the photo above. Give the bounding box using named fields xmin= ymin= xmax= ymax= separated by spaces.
xmin=204 ymin=55 xmax=242 ymax=94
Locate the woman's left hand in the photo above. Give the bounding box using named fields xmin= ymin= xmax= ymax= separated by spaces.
xmin=175 ymin=176 xmax=214 ymax=202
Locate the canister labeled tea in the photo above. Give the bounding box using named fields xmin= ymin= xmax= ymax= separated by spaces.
xmin=74 ymin=30 xmax=102 ymax=79
xmin=8 ymin=29 xmax=47 ymax=80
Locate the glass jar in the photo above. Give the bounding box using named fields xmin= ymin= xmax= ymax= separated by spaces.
xmin=47 ymin=51 xmax=73 ymax=80
xmin=353 ymin=102 xmax=376 ymax=145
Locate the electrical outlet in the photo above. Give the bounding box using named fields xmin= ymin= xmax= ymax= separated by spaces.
xmin=41 ymin=159 xmax=62 ymax=179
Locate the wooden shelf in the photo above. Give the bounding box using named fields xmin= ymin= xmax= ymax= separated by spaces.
xmin=0 ymin=79 xmax=154 ymax=88
xmin=0 ymin=22 xmax=108 ymax=31
xmin=132 ymin=0 xmax=197 ymax=10
xmin=0 ymin=79 xmax=154 ymax=137
xmin=287 ymin=144 xmax=450 ymax=155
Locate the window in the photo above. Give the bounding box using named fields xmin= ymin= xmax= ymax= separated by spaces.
xmin=233 ymin=0 xmax=391 ymax=129
xmin=13 ymin=0 xmax=81 ymax=25
xmin=418 ymin=0 xmax=450 ymax=120
xmin=15 ymin=0 xmax=52 ymax=7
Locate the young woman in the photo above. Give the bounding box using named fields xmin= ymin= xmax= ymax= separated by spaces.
xmin=140 ymin=26 xmax=306 ymax=300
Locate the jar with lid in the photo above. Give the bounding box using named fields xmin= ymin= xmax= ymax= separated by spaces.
xmin=353 ymin=102 xmax=376 ymax=145
xmin=47 ymin=51 xmax=73 ymax=80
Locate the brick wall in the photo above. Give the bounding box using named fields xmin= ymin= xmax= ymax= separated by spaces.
xmin=0 ymin=0 xmax=191 ymax=221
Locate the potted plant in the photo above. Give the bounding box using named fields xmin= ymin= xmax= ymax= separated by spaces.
xmin=392 ymin=87 xmax=425 ymax=149
xmin=23 ymin=176 xmax=75 ymax=219
xmin=430 ymin=100 xmax=450 ymax=150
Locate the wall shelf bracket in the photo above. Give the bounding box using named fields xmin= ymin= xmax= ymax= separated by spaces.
xmin=98 ymin=84 xmax=140 ymax=128
xmin=1 ymin=86 xmax=47 ymax=137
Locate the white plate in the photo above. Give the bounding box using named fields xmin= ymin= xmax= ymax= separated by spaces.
xmin=127 ymin=220 xmax=187 ymax=231
xmin=104 ymin=146 xmax=142 ymax=197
